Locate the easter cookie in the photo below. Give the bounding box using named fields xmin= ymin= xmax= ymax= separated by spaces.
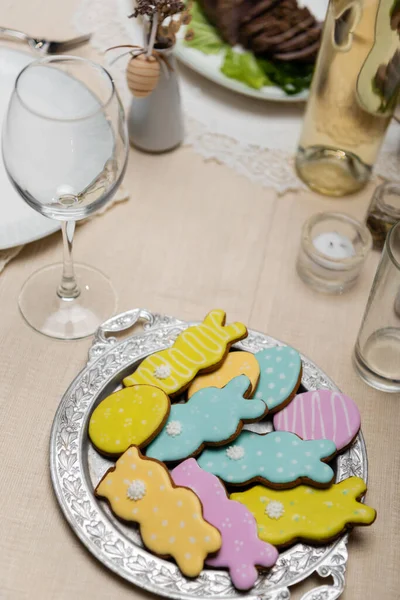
xmin=254 ymin=346 xmax=302 ymax=413
xmin=123 ymin=309 xmax=247 ymax=397
xmin=88 ymin=385 xmax=170 ymax=456
xmin=231 ymin=477 xmax=376 ymax=547
xmin=95 ymin=447 xmax=221 ymax=577
xmin=146 ymin=375 xmax=268 ymax=463
xmin=273 ymin=390 xmax=361 ymax=452
xmin=187 ymin=351 xmax=260 ymax=399
xmin=198 ymin=430 xmax=336 ymax=488
xmin=171 ymin=459 xmax=278 ymax=591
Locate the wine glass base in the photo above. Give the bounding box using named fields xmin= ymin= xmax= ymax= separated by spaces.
xmin=19 ymin=263 xmax=117 ymax=340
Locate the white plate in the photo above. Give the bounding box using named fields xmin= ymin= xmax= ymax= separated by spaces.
xmin=0 ymin=47 xmax=59 ymax=250
xmin=175 ymin=0 xmax=329 ymax=102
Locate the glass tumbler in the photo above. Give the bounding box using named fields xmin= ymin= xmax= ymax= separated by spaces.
xmin=353 ymin=221 xmax=400 ymax=392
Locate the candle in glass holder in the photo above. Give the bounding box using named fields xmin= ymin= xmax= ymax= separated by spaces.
xmin=297 ymin=212 xmax=372 ymax=294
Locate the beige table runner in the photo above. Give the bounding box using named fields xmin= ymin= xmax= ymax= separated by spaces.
xmin=0 ymin=1 xmax=399 ymax=599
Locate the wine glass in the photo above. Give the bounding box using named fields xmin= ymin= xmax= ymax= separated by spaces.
xmin=2 ymin=56 xmax=128 ymax=340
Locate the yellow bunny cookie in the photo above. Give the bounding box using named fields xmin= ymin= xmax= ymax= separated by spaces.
xmin=231 ymin=477 xmax=376 ymax=547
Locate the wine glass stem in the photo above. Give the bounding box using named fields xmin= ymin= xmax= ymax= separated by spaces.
xmin=57 ymin=221 xmax=80 ymax=300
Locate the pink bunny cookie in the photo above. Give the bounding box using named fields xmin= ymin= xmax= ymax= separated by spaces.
xmin=171 ymin=458 xmax=278 ymax=590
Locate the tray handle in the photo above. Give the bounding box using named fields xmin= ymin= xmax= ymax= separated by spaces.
xmin=88 ymin=308 xmax=156 ymax=363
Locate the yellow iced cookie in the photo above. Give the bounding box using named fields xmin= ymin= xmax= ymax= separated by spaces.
xmin=123 ymin=309 xmax=247 ymax=396
xmin=187 ymin=351 xmax=260 ymax=399
xmin=96 ymin=447 xmax=222 ymax=577
xmin=89 ymin=386 xmax=170 ymax=456
xmin=231 ymin=477 xmax=376 ymax=547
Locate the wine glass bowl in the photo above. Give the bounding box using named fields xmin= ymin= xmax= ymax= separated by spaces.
xmin=2 ymin=56 xmax=128 ymax=339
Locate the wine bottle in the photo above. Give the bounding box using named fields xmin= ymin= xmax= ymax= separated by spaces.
xmin=296 ymin=0 xmax=400 ymax=196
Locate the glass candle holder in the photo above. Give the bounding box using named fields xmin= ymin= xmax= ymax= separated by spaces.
xmin=297 ymin=212 xmax=372 ymax=294
xmin=366 ymin=182 xmax=400 ymax=250
xmin=353 ymin=221 xmax=400 ymax=392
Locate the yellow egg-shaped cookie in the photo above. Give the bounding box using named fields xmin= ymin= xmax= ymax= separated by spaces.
xmin=89 ymin=385 xmax=170 ymax=456
xmin=187 ymin=351 xmax=260 ymax=399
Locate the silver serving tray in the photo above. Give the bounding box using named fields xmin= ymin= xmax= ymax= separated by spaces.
xmin=50 ymin=309 xmax=368 ymax=600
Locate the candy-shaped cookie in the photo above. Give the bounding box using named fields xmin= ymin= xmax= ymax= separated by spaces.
xmin=273 ymin=390 xmax=361 ymax=451
xmin=198 ymin=431 xmax=336 ymax=488
xmin=146 ymin=375 xmax=267 ymax=462
xmin=95 ymin=447 xmax=221 ymax=577
xmin=123 ymin=309 xmax=247 ymax=396
xmin=88 ymin=385 xmax=170 ymax=456
xmin=187 ymin=351 xmax=260 ymax=399
xmin=231 ymin=477 xmax=376 ymax=547
xmin=171 ymin=459 xmax=278 ymax=591
xmin=253 ymin=346 xmax=302 ymax=413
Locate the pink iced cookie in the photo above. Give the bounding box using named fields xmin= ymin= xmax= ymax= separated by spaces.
xmin=171 ymin=458 xmax=278 ymax=590
xmin=273 ymin=390 xmax=361 ymax=451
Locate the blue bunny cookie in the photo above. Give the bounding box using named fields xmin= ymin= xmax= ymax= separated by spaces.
xmin=146 ymin=375 xmax=268 ymax=463
xmin=198 ymin=431 xmax=336 ymax=488
xmin=253 ymin=346 xmax=302 ymax=413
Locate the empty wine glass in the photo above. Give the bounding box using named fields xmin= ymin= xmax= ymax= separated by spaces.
xmin=2 ymin=56 xmax=128 ymax=339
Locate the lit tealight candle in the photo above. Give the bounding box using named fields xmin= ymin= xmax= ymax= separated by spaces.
xmin=313 ymin=232 xmax=356 ymax=260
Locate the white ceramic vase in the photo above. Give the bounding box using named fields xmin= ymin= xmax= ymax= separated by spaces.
xmin=128 ymin=48 xmax=184 ymax=153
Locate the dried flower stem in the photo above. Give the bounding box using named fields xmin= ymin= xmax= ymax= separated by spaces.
xmin=147 ymin=13 xmax=159 ymax=56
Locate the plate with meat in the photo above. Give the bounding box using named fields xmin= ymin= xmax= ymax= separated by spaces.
xmin=175 ymin=0 xmax=329 ymax=101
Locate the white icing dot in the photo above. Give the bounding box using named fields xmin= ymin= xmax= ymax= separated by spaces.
xmin=162 ymin=520 xmax=168 ymax=526
xmin=141 ymin=420 xmax=147 ymax=425
xmin=266 ymin=367 xmax=274 ymax=374
xmin=241 ymin=465 xmax=247 ymax=470
xmin=275 ymin=436 xmax=281 ymax=443
xmin=154 ymin=364 xmax=171 ymax=379
xmin=226 ymin=445 xmax=245 ymax=460
xmin=292 ymin=440 xmax=299 ymax=446
xmin=265 ymin=501 xmax=284 ymax=519
xmin=132 ymin=508 xmax=138 ymax=514
xmin=106 ymin=480 xmax=112 ymax=486
xmin=276 ymin=467 xmax=283 ymax=473
xmin=148 ymin=470 xmax=153 ymax=476
xmin=150 ymin=533 xmax=157 ymax=540
xmin=268 ymin=383 xmax=275 ymax=389
xmin=280 ymin=388 xmax=287 ymax=394
xmin=276 ymin=357 xmax=282 ymax=363
xmin=291 ymin=459 xmax=298 ymax=464
xmin=204 ymin=536 xmax=210 ymax=542
xmin=206 ymin=461 xmax=213 ymax=467
xmin=169 ymin=536 xmax=175 ymax=543
xmin=305 ymin=452 xmax=312 ymax=457
xmin=131 ymin=464 xmax=137 ymax=470
xmin=166 ymin=421 xmax=182 ymax=437
xmin=259 ymin=466 xmax=265 ymax=472
xmin=276 ymin=452 xmax=283 ymax=458
xmin=177 ymin=501 xmax=183 ymax=507
xmin=126 ymin=480 xmax=146 ymax=501
xmin=115 ymin=440 xmax=120 ymax=445
xmin=305 ymin=465 xmax=312 ymax=471
xmin=180 ymin=521 xmax=185 ymax=528
xmin=189 ymin=537 xmax=196 ymax=544
xmin=227 ymin=475 xmax=234 ymax=481
xmin=320 ymin=443 xmax=325 ymax=448
xmin=256 ymin=451 xmax=262 ymax=456
xmin=153 ymin=507 xmax=159 ymax=513
xmin=118 ymin=408 xmax=124 ymax=413
xmin=256 ymin=392 xmax=263 ymax=399
xmin=279 ymin=374 xmax=286 ymax=380
xmin=160 ymin=485 xmax=165 ymax=491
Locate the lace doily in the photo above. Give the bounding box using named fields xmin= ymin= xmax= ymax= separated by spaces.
xmin=73 ymin=0 xmax=400 ymax=195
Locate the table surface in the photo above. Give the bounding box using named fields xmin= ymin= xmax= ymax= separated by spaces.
xmin=1 ymin=1 xmax=399 ymax=599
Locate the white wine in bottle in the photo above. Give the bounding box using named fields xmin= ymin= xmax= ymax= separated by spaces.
xmin=296 ymin=0 xmax=400 ymax=196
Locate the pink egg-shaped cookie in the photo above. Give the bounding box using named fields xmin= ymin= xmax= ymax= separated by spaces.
xmin=273 ymin=390 xmax=361 ymax=451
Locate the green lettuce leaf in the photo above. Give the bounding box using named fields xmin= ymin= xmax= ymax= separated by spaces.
xmin=221 ymin=48 xmax=272 ymax=89
xmin=257 ymin=59 xmax=314 ymax=95
xmin=184 ymin=2 xmax=226 ymax=55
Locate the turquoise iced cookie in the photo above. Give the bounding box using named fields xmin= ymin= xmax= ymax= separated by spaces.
xmin=198 ymin=431 xmax=336 ymax=488
xmin=146 ymin=375 xmax=268 ymax=462
xmin=253 ymin=346 xmax=302 ymax=412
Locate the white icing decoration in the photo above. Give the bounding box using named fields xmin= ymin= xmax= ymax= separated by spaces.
xmin=166 ymin=420 xmax=182 ymax=437
xmin=265 ymin=500 xmax=285 ymax=519
xmin=226 ymin=445 xmax=245 ymax=460
xmin=154 ymin=364 xmax=171 ymax=379
xmin=126 ymin=479 xmax=146 ymax=501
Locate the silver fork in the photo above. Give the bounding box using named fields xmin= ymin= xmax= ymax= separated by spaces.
xmin=0 ymin=27 xmax=91 ymax=54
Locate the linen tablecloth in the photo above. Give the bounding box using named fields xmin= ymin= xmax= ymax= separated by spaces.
xmin=1 ymin=0 xmax=399 ymax=598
